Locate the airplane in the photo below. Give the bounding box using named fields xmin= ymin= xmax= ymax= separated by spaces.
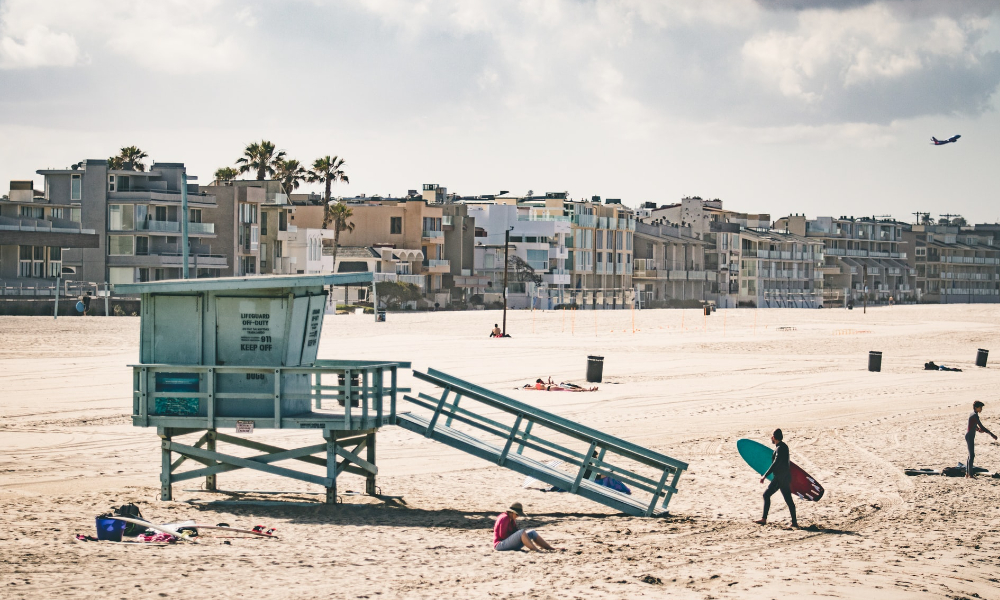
xmin=931 ymin=135 xmax=961 ymax=145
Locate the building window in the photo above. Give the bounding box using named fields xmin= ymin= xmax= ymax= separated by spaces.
xmin=71 ymin=174 xmax=82 ymax=200
xmin=155 ymin=206 xmax=167 ymax=222
xmin=49 ymin=208 xmax=65 ymax=220
xmin=260 ymin=243 xmax=268 ymax=269
xmin=189 ymin=208 xmax=202 ymax=223
xmin=109 ymin=205 xmax=134 ymax=230
xmin=107 ymin=174 xmax=115 ymax=193
xmin=135 ymin=236 xmax=149 ymax=256
xmin=70 ymin=208 xmax=81 ymax=223
xmin=275 ymin=241 xmax=282 ymax=258
xmin=108 ymin=235 xmax=134 ymax=256
xmin=261 ymin=212 xmax=268 ymax=235
xmin=390 ymin=217 xmax=402 ymax=234
xmin=138 ymin=268 xmax=150 ymax=282
xmin=109 ymin=267 xmax=135 ymax=285
xmin=20 ymin=206 xmax=44 ymax=219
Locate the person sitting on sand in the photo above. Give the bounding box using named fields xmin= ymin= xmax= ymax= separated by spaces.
xmin=522 ymin=378 xmax=597 ymax=392
xmin=493 ymin=502 xmax=555 ymax=552
xmin=755 ymin=428 xmax=798 ymax=528
xmin=967 ymin=401 xmax=997 ymax=478
xmin=491 ymin=324 xmax=502 ymax=337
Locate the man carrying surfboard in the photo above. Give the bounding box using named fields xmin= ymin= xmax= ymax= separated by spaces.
xmin=967 ymin=401 xmax=997 ymax=478
xmin=754 ymin=429 xmax=798 ymax=528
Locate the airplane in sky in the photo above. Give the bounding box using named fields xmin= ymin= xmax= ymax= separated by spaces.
xmin=931 ymin=135 xmax=961 ymax=145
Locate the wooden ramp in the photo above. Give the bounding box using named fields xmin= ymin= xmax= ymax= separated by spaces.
xmin=396 ymin=369 xmax=688 ymax=517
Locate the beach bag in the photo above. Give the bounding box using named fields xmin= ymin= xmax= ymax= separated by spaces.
xmin=113 ymin=503 xmax=147 ymax=536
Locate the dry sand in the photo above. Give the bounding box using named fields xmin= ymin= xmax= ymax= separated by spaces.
xmin=2 ymin=305 xmax=999 ymax=599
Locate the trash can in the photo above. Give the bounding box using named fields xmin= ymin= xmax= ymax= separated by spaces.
xmin=976 ymin=348 xmax=989 ymax=368
xmin=376 ymin=310 xmax=387 ymax=322
xmin=703 ymin=305 xmax=711 ymax=316
xmin=586 ymin=355 xmax=604 ymax=383
xmin=868 ymin=351 xmax=882 ymax=372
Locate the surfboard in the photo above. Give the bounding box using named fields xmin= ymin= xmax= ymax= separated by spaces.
xmin=105 ymin=516 xmax=198 ymax=543
xmin=736 ymin=439 xmax=824 ymax=502
xmin=163 ymin=521 xmax=278 ymax=538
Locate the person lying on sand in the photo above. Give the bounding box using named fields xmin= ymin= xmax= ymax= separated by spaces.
xmin=522 ymin=378 xmax=597 ymax=392
xmin=493 ymin=502 xmax=555 ymax=552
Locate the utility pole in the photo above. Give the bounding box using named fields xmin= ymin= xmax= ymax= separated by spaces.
xmin=502 ymin=226 xmax=513 ymax=336
xmin=863 ymin=264 xmax=868 ymax=314
xmin=181 ymin=168 xmax=189 ymax=279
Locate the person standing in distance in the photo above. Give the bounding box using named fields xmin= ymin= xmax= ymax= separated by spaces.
xmin=967 ymin=401 xmax=997 ymax=478
xmin=755 ymin=429 xmax=798 ymax=528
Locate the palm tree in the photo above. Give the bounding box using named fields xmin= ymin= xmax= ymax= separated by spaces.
xmin=108 ymin=146 xmax=149 ymax=171
xmin=235 ymin=140 xmax=286 ymax=180
xmin=274 ymin=159 xmax=308 ymax=196
xmin=307 ymin=155 xmax=349 ymax=228
xmin=327 ymin=202 xmax=355 ymax=271
xmin=214 ymin=166 xmax=239 ymax=184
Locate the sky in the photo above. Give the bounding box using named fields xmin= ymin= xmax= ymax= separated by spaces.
xmin=1 ymin=0 xmax=999 ymax=223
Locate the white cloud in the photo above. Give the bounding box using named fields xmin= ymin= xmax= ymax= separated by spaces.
xmin=0 ymin=24 xmax=80 ymax=69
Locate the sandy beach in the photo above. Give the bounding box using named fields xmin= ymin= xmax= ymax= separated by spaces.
xmin=2 ymin=304 xmax=999 ymax=599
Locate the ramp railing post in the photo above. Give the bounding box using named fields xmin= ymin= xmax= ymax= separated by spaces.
xmin=497 ymin=414 xmax=523 ymax=466
xmin=646 ymin=468 xmax=671 ymax=516
xmin=425 ymin=388 xmax=451 ymax=436
xmin=389 ymin=366 xmax=398 ymax=422
xmin=661 ymin=468 xmax=682 ymax=510
xmin=515 ymin=420 xmax=533 ymax=455
xmin=571 ymin=441 xmax=598 ymax=493
xmin=273 ymin=368 xmax=282 ymax=428
xmin=444 ymin=394 xmax=462 ymax=428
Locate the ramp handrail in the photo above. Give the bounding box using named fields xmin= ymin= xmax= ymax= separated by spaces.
xmin=404 ymin=368 xmax=688 ymax=516
xmin=420 ymin=368 xmax=688 ymax=471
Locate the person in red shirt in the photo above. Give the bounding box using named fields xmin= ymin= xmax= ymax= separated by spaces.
xmin=967 ymin=401 xmax=997 ymax=478
xmin=493 ymin=502 xmax=555 ymax=552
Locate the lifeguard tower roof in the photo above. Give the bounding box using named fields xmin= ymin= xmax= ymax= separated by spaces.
xmin=113 ymin=272 xmax=373 ymax=295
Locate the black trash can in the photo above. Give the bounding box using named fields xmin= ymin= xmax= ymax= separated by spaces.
xmin=376 ymin=310 xmax=387 ymax=322
xmin=586 ymin=355 xmax=604 ymax=383
xmin=976 ymin=348 xmax=989 ymax=368
xmin=703 ymin=305 xmax=711 ymax=316
xmin=868 ymin=351 xmax=882 ymax=372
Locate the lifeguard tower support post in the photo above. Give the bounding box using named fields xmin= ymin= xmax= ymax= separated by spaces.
xmin=114 ymin=274 xmax=408 ymax=504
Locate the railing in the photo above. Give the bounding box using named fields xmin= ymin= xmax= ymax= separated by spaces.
xmin=398 ymin=274 xmax=426 ymax=287
xmin=825 ymin=248 xmax=845 ymax=256
xmin=573 ymin=214 xmax=596 ymax=228
xmin=518 ymin=214 xmax=571 ymax=222
xmin=188 ymin=222 xmax=215 ymax=234
xmin=427 ymin=259 xmax=450 ymax=268
xmin=374 ymin=273 xmax=397 ymax=282
xmin=422 ymin=230 xmax=443 ymax=239
xmin=0 ymin=222 xmax=95 ymax=235
xmin=131 ymin=360 xmax=409 ymax=431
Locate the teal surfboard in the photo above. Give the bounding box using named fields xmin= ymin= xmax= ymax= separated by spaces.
xmin=737 ymin=438 xmax=824 ymax=502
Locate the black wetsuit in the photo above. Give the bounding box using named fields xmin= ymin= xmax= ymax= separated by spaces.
xmin=762 ymin=441 xmax=797 ymax=525
xmin=967 ymin=412 xmax=994 ymax=476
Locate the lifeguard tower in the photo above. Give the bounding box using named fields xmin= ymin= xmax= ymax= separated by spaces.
xmin=117 ymin=274 xmax=689 ymax=516
xmin=114 ymin=273 xmax=409 ymax=504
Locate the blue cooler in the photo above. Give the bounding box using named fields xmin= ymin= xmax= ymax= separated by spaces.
xmin=96 ymin=517 xmax=126 ymax=541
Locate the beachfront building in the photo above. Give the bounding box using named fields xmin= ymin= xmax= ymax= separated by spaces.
xmin=774 ymin=215 xmax=915 ymax=306
xmin=632 ymin=221 xmax=709 ymax=307
xmin=441 ymin=203 xmax=490 ymax=303
xmin=25 ymin=160 xmax=224 ymax=286
xmin=737 ymin=228 xmax=825 ymax=308
xmin=0 ymin=180 xmax=100 ymax=293
xmin=326 ymin=245 xmax=425 ymax=306
xmin=645 ymin=197 xmax=770 ymax=308
xmin=200 ymin=180 xmax=284 ymax=276
xmin=467 ymin=202 xmax=572 ymax=309
xmin=530 ymin=195 xmax=635 ymax=309
xmin=903 ymin=223 xmax=1000 ymax=303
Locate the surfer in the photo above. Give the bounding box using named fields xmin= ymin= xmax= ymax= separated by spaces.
xmin=967 ymin=401 xmax=997 ymax=478
xmin=493 ymin=502 xmax=555 ymax=552
xmin=755 ymin=429 xmax=798 ymax=528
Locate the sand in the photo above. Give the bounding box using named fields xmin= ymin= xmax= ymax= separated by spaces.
xmin=2 ymin=305 xmax=999 ymax=599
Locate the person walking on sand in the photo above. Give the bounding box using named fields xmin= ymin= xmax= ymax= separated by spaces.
xmin=493 ymin=502 xmax=555 ymax=552
xmin=755 ymin=429 xmax=798 ymax=528
xmin=967 ymin=401 xmax=997 ymax=478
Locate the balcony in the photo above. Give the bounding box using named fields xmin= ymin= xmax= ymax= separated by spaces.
xmin=136 ymin=220 xmax=215 ymax=235
xmin=543 ymin=271 xmax=571 ymax=285
xmin=107 ymin=253 xmax=228 ymax=268
xmin=425 ymin=259 xmax=450 ymax=273
xmin=422 ymin=230 xmax=444 ymax=241
xmin=398 ymin=274 xmax=426 ymax=287
xmin=549 ymin=246 xmax=569 ymax=259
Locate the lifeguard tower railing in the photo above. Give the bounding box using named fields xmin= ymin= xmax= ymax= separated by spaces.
xmin=398 ymin=368 xmax=688 ymax=517
xmin=132 ymin=359 xmax=406 ymax=431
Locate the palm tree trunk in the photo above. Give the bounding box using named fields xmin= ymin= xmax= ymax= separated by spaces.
xmin=258 ymin=164 xmax=266 ymax=181
xmin=332 ymin=222 xmax=341 ymax=274
xmin=321 ymin=178 xmax=332 ymax=229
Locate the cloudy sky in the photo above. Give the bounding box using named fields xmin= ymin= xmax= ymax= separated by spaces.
xmin=2 ymin=0 xmax=999 ymax=222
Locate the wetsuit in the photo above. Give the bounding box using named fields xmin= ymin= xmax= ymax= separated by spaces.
xmin=967 ymin=412 xmax=994 ymax=476
xmin=762 ymin=441 xmax=797 ymax=526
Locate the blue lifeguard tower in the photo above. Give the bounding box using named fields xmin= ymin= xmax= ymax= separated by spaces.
xmin=117 ymin=274 xmax=689 ymax=516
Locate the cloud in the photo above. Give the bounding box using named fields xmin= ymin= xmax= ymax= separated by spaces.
xmin=0 ymin=24 xmax=80 ymax=69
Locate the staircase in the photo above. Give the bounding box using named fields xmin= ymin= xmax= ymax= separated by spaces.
xmin=395 ymin=368 xmax=688 ymax=517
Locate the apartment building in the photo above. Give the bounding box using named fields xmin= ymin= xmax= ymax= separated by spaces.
xmin=26 ymin=160 xmax=224 ymax=285
xmin=441 ymin=203 xmax=489 ymax=302
xmin=0 ymin=180 xmax=99 ymax=286
xmin=903 ymin=224 xmax=1000 ymax=303
xmin=542 ymin=195 xmax=635 ymax=309
xmin=632 ymin=221 xmax=708 ymax=306
xmin=647 ymin=197 xmax=769 ymax=308
xmin=736 ymin=229 xmax=824 ymax=307
xmin=329 ymin=246 xmax=426 ymax=305
xmin=467 ymin=202 xmax=571 ymax=309
xmin=201 ymin=181 xmax=282 ymax=276
xmin=774 ymin=215 xmax=915 ymax=305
